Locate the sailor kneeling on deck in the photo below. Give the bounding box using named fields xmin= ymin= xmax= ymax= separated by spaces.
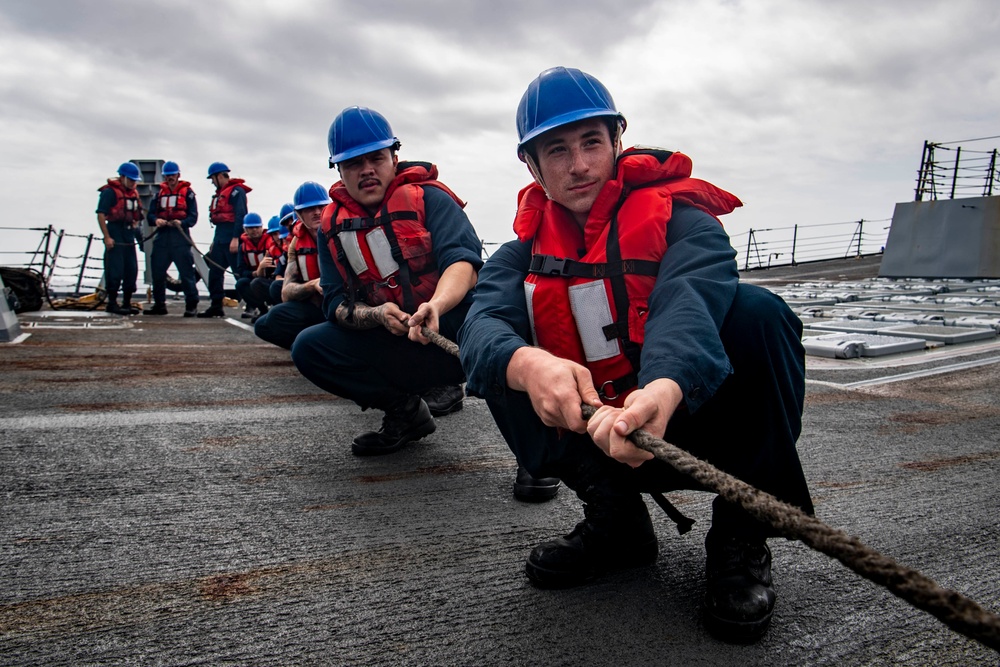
xmin=458 ymin=67 xmax=814 ymax=643
xmin=290 ymin=106 xmax=560 ymax=502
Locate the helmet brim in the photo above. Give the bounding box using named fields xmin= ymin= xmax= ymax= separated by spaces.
xmin=517 ymin=109 xmax=623 ymax=155
xmin=329 ymin=138 xmax=398 ymax=167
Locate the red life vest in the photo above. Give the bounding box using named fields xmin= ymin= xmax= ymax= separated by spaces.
xmin=239 ymin=232 xmax=271 ymax=269
xmin=98 ymin=178 xmax=141 ymax=224
xmin=292 ymin=222 xmax=321 ymax=282
xmin=156 ymin=181 xmax=192 ymax=221
xmin=209 ymin=178 xmax=252 ymax=224
xmin=320 ymin=161 xmax=465 ymax=313
xmin=518 ymin=147 xmax=742 ymax=406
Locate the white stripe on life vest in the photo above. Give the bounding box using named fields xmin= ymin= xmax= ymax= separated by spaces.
xmin=569 ymin=280 xmax=620 ymax=362
xmin=342 ymin=231 xmax=369 ymax=276
xmin=524 ymin=281 xmax=539 ymax=347
xmin=366 ymin=228 xmax=400 ymax=279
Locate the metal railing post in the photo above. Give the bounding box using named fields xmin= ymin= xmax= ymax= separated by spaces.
xmin=857 ymin=219 xmax=864 ymax=256
xmin=47 ymin=229 xmax=65 ymax=286
xmin=76 ymin=234 xmax=95 ymax=295
xmin=986 ymin=150 xmax=997 ymax=197
xmin=950 ymin=147 xmax=961 ymax=199
xmin=791 ymin=224 xmax=798 ymax=265
xmin=915 ymin=140 xmax=930 ymax=201
xmin=744 ymin=229 xmax=753 ymax=271
xmin=40 ymin=225 xmax=54 ymax=278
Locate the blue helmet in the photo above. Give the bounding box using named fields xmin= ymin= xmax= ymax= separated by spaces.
xmin=328 ymin=106 xmax=400 ymax=167
xmin=515 ymin=66 xmax=625 ymax=157
xmin=242 ymin=212 xmax=263 ymax=228
xmin=278 ymin=202 xmax=295 ymax=225
xmin=267 ymin=215 xmax=281 ymax=234
xmin=293 ymin=181 xmax=332 ymax=210
xmin=278 ymin=224 xmax=290 ymax=239
xmin=117 ymin=162 xmax=142 ymax=182
xmin=206 ymin=161 xmax=230 ymax=178
xmin=161 ymin=161 xmax=180 ymax=176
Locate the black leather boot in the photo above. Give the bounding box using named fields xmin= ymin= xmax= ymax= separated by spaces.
xmin=197 ymin=301 xmax=226 ymax=318
xmin=419 ymin=384 xmax=464 ymax=417
xmin=105 ymin=297 xmax=129 ymax=315
xmin=525 ymin=458 xmax=656 ymax=588
xmin=147 ymin=303 xmax=168 ymax=315
xmin=351 ymin=395 xmax=436 ymax=456
xmin=122 ymin=293 xmax=140 ymax=315
xmin=512 ymin=465 xmax=560 ymax=502
xmin=183 ymin=301 xmax=199 ymax=318
xmin=703 ymin=528 xmax=775 ymax=643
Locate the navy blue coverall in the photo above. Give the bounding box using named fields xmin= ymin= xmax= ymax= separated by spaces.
xmin=290 ymin=186 xmax=483 ymax=409
xmin=206 ymin=186 xmax=248 ymax=303
xmin=146 ymin=189 xmax=200 ymax=308
xmin=458 ymin=204 xmax=813 ymax=540
xmin=254 ymin=237 xmax=324 ymax=350
xmin=96 ymin=188 xmax=140 ymax=303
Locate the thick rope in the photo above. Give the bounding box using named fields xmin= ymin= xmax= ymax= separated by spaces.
xmin=420 ymin=326 xmax=1000 ymax=652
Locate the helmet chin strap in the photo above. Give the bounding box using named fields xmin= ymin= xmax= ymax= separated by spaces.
xmin=522 ymin=153 xmax=550 ymax=198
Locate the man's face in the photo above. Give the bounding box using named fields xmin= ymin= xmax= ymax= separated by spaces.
xmin=338 ymin=149 xmax=398 ymax=211
xmin=246 ymin=226 xmax=264 ymax=240
xmin=297 ymin=204 xmax=326 ymax=233
xmin=210 ymin=173 xmax=225 ymax=190
xmin=165 ymin=174 xmax=179 ymax=188
xmin=533 ymin=118 xmax=616 ymax=227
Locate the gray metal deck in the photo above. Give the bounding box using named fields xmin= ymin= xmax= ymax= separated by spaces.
xmin=1 ymin=257 xmax=998 ymax=665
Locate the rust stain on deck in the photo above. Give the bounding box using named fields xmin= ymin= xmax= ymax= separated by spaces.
xmin=900 ymin=451 xmax=1000 ymax=472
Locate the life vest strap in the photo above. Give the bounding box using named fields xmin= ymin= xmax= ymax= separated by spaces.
xmin=597 ymin=372 xmax=638 ymax=402
xmin=340 ymin=211 xmax=419 ymax=232
xmin=528 ymin=254 xmax=659 ymax=278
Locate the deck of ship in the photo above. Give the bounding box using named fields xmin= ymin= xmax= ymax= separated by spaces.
xmin=1 ymin=255 xmax=998 ymax=665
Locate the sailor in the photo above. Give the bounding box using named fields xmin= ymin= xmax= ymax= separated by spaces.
xmin=233 ymin=212 xmax=275 ymax=321
xmin=145 ymin=161 xmax=200 ymax=316
xmin=457 ymin=66 xmax=814 ymax=642
xmin=290 ymin=106 xmax=559 ymax=500
xmin=199 ymin=162 xmax=251 ymax=318
xmin=95 ymin=162 xmax=143 ymax=315
xmin=253 ymin=183 xmax=329 ymax=350
xmin=268 ymin=202 xmax=296 ymax=306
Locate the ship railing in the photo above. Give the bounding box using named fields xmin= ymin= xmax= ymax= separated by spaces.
xmin=739 ymin=218 xmax=891 ymax=271
xmin=915 ymin=136 xmax=1000 ymax=201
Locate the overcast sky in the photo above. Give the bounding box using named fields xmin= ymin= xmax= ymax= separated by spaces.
xmin=2 ymin=0 xmax=999 ymax=256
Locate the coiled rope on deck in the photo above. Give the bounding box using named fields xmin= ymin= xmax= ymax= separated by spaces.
xmin=419 ymin=326 xmax=1000 ymax=652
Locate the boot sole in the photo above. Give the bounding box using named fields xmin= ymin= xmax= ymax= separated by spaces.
xmin=512 ymin=481 xmax=560 ymax=502
xmin=351 ymin=418 xmax=437 ymax=456
xmin=524 ymin=539 xmax=658 ymax=589
xmin=427 ymin=400 xmax=463 ymax=418
xmin=703 ymin=607 xmax=773 ymax=644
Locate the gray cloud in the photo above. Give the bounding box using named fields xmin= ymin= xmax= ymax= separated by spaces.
xmin=1 ymin=0 xmax=998 ymax=251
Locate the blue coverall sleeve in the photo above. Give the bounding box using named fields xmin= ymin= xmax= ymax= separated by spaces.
xmin=638 ymin=205 xmax=739 ymax=412
xmin=457 ymin=238 xmax=534 ymax=399
xmin=96 ymin=188 xmax=116 ymax=215
xmin=234 ymin=241 xmax=250 ymax=279
xmin=145 ymin=195 xmax=160 ymax=224
xmin=231 ymin=188 xmax=247 ymax=237
xmin=183 ymin=191 xmax=198 ymax=229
